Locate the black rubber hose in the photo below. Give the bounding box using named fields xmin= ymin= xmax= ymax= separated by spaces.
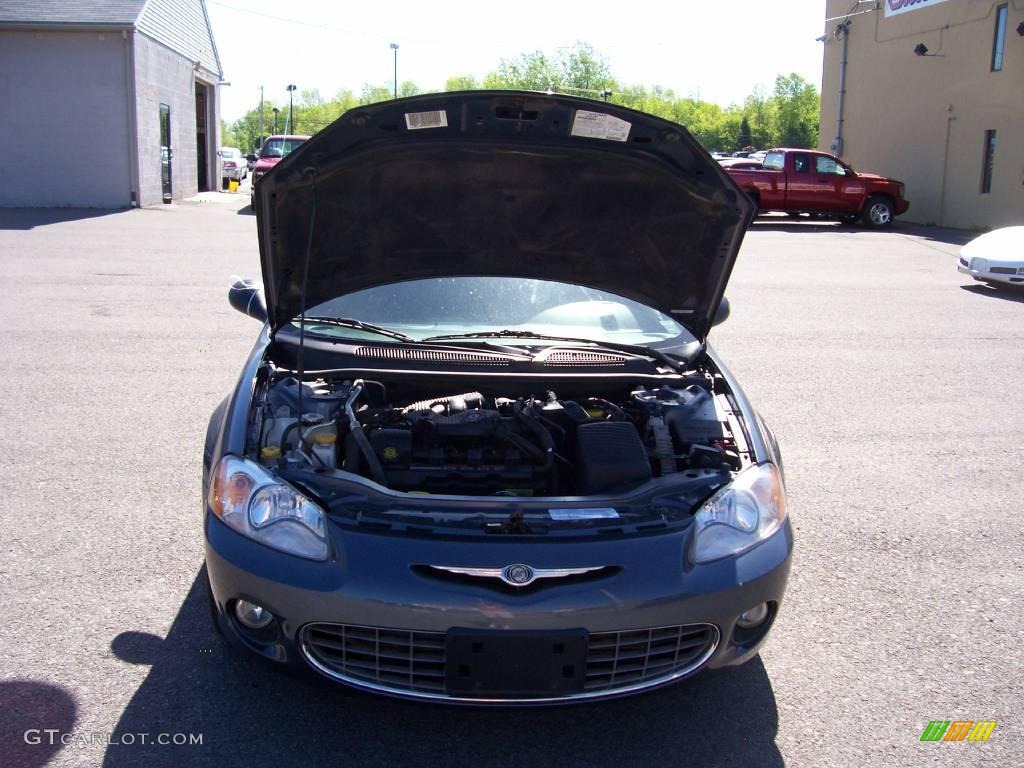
xmin=343 ymin=432 xmax=362 ymax=472
xmin=345 ymin=381 xmax=388 ymax=485
xmin=279 ymin=421 xmax=300 ymax=452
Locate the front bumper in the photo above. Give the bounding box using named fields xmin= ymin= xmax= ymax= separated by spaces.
xmin=959 ymin=258 xmax=1024 ymax=286
xmin=222 ymin=167 xmax=246 ymax=181
xmin=895 ymin=199 xmax=910 ymax=215
xmin=205 ymin=510 xmax=793 ymax=703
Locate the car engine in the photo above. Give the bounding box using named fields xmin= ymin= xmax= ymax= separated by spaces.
xmin=253 ymin=376 xmax=741 ymax=496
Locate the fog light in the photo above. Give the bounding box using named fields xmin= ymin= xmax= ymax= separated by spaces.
xmin=234 ymin=600 xmax=274 ymax=629
xmin=736 ymin=603 xmax=769 ymax=629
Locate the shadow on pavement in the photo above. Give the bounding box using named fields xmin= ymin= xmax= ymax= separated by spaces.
xmin=0 ymin=208 xmax=130 ymax=230
xmin=960 ymin=283 xmax=1024 ymax=304
xmin=0 ymin=680 xmax=78 ymax=768
xmin=104 ymin=568 xmax=783 ymax=768
xmin=750 ymin=217 xmax=977 ymax=246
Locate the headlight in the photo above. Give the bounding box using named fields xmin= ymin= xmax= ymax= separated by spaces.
xmin=693 ymin=463 xmax=786 ymax=563
xmin=208 ymin=455 xmax=329 ymax=560
xmin=970 ymin=258 xmax=989 ymax=272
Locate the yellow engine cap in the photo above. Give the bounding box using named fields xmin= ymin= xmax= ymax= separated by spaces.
xmin=311 ymin=432 xmax=337 ymax=445
xmin=260 ymin=445 xmax=282 ymax=459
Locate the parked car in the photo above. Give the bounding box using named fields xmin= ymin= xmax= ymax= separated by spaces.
xmin=958 ymin=226 xmax=1024 ymax=288
xmin=717 ymin=158 xmax=763 ymax=170
xmin=250 ymin=134 xmax=310 ymax=210
xmin=724 ymin=148 xmax=910 ymax=227
xmin=218 ymin=147 xmax=247 ymax=184
xmin=205 ymin=92 xmax=791 ymax=704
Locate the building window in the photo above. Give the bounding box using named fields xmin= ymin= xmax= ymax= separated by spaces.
xmin=981 ymin=130 xmax=997 ymax=194
xmin=991 ymin=3 xmax=1008 ymax=71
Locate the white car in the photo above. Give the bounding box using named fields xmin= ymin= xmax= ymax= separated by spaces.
xmin=958 ymin=226 xmax=1024 ymax=288
xmin=218 ymin=147 xmax=248 ymax=183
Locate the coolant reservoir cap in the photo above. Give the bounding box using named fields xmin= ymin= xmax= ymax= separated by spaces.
xmin=260 ymin=445 xmax=282 ymax=459
xmin=311 ymin=431 xmax=337 ymax=445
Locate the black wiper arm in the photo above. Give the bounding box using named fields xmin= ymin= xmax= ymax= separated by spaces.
xmin=297 ymin=316 xmax=415 ymax=343
xmin=420 ymin=330 xmax=689 ymax=371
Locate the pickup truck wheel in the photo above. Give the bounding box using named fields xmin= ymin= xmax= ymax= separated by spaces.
xmin=863 ymin=196 xmax=895 ymax=228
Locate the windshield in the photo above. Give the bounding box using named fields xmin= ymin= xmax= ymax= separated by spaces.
xmin=298 ymin=277 xmax=694 ymax=347
xmin=260 ymin=138 xmax=306 ymax=159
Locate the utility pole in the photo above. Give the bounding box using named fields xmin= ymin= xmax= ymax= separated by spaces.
xmin=389 ymin=43 xmax=399 ymax=98
xmin=258 ymin=85 xmax=264 ymax=149
xmin=286 ymin=84 xmax=297 ymax=133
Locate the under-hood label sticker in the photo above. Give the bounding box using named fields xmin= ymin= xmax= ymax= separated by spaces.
xmin=405 ymin=110 xmax=449 ymax=130
xmin=570 ymin=110 xmax=631 ymax=142
xmin=549 ymin=507 xmax=620 ymax=520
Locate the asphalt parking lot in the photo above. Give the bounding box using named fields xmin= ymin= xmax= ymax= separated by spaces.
xmin=1 ymin=199 xmax=1020 ymax=768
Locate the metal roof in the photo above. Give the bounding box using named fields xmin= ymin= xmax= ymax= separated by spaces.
xmin=0 ymin=0 xmax=222 ymax=77
xmin=0 ymin=1 xmax=148 ymax=25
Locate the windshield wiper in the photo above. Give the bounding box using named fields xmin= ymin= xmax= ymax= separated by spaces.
xmin=297 ymin=316 xmax=415 ymax=343
xmin=420 ymin=330 xmax=690 ymax=370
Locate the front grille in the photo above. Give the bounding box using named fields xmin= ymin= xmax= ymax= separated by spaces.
xmin=990 ymin=266 xmax=1016 ymax=275
xmin=584 ymin=624 xmax=718 ymax=691
xmin=303 ymin=623 xmax=447 ymax=693
xmin=301 ymin=622 xmax=718 ymax=699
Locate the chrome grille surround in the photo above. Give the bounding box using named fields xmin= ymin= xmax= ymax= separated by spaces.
xmin=300 ymin=621 xmax=719 ymax=703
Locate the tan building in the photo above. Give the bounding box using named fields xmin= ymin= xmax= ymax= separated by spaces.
xmin=819 ymin=0 xmax=1022 ymax=229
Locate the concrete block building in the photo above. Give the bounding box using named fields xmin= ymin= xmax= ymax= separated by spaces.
xmin=819 ymin=0 xmax=1022 ymax=229
xmin=0 ymin=0 xmax=224 ymax=207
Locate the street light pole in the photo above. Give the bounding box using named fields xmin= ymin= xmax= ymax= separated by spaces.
xmin=258 ymin=85 xmax=264 ymax=149
xmin=389 ymin=43 xmax=399 ymax=98
xmin=286 ymin=84 xmax=297 ymax=133
xmin=272 ymin=107 xmax=279 ymax=133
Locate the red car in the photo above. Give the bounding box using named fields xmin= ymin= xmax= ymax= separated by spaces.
xmin=250 ymin=134 xmax=311 ymax=210
xmin=724 ymin=148 xmax=910 ymax=227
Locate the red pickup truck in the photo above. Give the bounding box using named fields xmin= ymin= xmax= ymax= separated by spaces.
xmin=724 ymin=148 xmax=910 ymax=228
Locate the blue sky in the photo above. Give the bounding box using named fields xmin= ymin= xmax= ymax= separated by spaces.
xmin=206 ymin=0 xmax=828 ymax=120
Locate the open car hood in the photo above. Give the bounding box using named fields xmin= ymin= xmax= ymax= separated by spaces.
xmin=256 ymin=91 xmax=754 ymax=342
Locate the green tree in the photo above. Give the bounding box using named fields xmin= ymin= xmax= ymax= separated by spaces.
xmin=773 ymin=73 xmax=819 ymax=148
xmin=555 ymin=42 xmax=614 ymax=94
xmin=445 ymin=75 xmax=479 ymax=91
xmin=220 ymin=43 xmax=822 ymax=155
xmin=484 ymin=50 xmax=556 ymax=90
xmin=743 ymin=87 xmax=777 ymax=149
xmin=738 ymin=117 xmax=752 ymax=149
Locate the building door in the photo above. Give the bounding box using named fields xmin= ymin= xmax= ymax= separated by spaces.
xmin=195 ymin=84 xmax=209 ymax=191
xmin=159 ymin=103 xmax=172 ymax=203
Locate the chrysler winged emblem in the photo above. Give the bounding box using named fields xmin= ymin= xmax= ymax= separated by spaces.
xmin=428 ymin=564 xmax=604 ymax=588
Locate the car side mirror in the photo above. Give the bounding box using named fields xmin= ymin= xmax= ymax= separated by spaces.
xmin=228 ymin=278 xmax=268 ymax=322
xmin=712 ymin=296 xmax=730 ymax=327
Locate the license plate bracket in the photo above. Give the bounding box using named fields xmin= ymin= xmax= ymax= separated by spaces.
xmin=445 ymin=628 xmax=588 ymax=696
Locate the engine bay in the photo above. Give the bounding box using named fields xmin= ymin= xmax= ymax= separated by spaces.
xmin=251 ymin=371 xmax=746 ymax=497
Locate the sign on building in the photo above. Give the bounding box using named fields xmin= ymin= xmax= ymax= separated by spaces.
xmin=884 ymin=0 xmax=948 ymax=17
